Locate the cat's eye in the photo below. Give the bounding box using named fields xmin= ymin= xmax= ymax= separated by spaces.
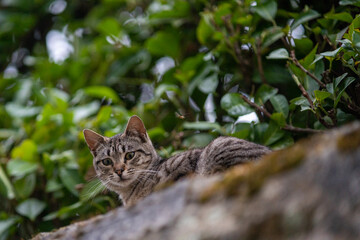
xmin=101 ymin=158 xmax=113 ymax=166
xmin=125 ymin=152 xmax=135 ymax=160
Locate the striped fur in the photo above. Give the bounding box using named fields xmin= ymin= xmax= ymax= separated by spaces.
xmin=84 ymin=116 xmax=271 ymax=206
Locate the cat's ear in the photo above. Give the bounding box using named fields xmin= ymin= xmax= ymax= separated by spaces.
xmin=124 ymin=115 xmax=148 ymax=140
xmin=83 ymin=129 xmax=107 ymax=152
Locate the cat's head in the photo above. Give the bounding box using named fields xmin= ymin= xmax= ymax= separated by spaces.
xmin=83 ymin=116 xmax=158 ymax=191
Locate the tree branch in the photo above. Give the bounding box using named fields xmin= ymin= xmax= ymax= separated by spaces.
xmin=239 ymin=93 xmax=271 ymax=118
xmin=289 ymin=73 xmax=315 ymax=109
xmin=211 ymin=15 xmax=252 ymax=88
xmin=289 ymin=72 xmax=334 ymax=129
xmin=239 ymin=93 xmax=324 ymax=134
xmin=282 ymin=125 xmax=323 ymax=134
xmin=290 ymin=50 xmax=326 ymax=88
xmin=255 ymin=38 xmax=267 ymax=84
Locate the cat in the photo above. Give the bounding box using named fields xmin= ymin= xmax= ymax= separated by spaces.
xmin=83 ymin=116 xmax=271 ymax=206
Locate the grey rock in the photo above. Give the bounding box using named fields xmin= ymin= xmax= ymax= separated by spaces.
xmin=34 ymin=122 xmax=360 ymax=240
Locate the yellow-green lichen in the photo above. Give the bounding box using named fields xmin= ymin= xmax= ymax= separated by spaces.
xmin=336 ymin=128 xmax=360 ymax=153
xmin=154 ymin=179 xmax=176 ymax=192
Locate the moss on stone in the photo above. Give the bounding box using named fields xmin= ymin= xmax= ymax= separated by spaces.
xmin=154 ymin=180 xmax=176 ymax=192
xmin=200 ymin=144 xmax=306 ymax=203
xmin=336 ymin=128 xmax=360 ymax=153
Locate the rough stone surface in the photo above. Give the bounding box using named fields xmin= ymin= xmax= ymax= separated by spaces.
xmin=34 ymin=122 xmax=360 ymax=240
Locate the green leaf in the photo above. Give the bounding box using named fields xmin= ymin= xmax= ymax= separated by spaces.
xmin=263 ymin=120 xmax=285 ymax=146
xmin=183 ymin=121 xmax=222 ymax=132
xmin=149 ymin=0 xmax=190 ymax=19
xmin=339 ymin=0 xmax=360 ymax=6
xmin=48 ymin=88 xmax=70 ymax=103
xmin=302 ymin=44 xmax=318 ymax=69
xmin=146 ymin=31 xmax=180 ymax=59
xmin=95 ymin=106 xmax=113 ymax=125
xmin=311 ymin=55 xmax=324 ymax=66
xmin=290 ymin=96 xmax=312 ymax=112
xmin=270 ymin=113 xmax=286 ymax=127
xmin=320 ymin=47 xmax=342 ymax=57
xmin=290 ymin=96 xmax=308 ymax=106
xmin=42 ymin=153 xmax=55 ymax=179
xmin=0 ymin=166 xmax=15 ymax=199
xmin=197 ymin=13 xmax=215 ymax=45
xmin=337 ymin=109 xmax=356 ymax=125
xmin=352 ymin=15 xmax=360 ymax=28
xmin=16 ymin=198 xmax=46 ymax=221
xmin=314 ymin=61 xmax=324 ymax=81
xmin=59 ymin=168 xmax=83 ymax=196
xmin=198 ymin=74 xmax=219 ymax=93
xmin=255 ymin=84 xmax=278 ymax=105
xmin=154 ymin=84 xmax=180 ymax=99
xmin=72 ymin=101 xmax=100 ymax=122
xmin=230 ymin=123 xmax=251 ymax=139
xmin=334 ymin=73 xmax=348 ymax=89
xmin=177 ymin=54 xmax=204 ymax=79
xmin=270 ymin=94 xmax=289 ymax=117
xmin=270 ymin=135 xmax=294 ymax=149
xmin=43 ymin=202 xmax=83 ymax=221
xmin=262 ymin=26 xmax=285 ymax=48
xmin=326 ymin=83 xmax=334 ymax=95
xmin=11 ymin=139 xmax=38 ymax=162
xmin=96 ymin=18 xmax=121 ymax=36
xmin=48 ymin=150 xmax=75 ymax=163
xmin=183 ymin=133 xmax=215 ymax=148
xmin=84 ymin=86 xmax=121 ymax=103
xmin=266 ymin=48 xmax=289 ymax=59
xmin=335 ymin=77 xmax=356 ymax=107
xmin=294 ymin=38 xmax=313 ymax=56
xmin=314 ymin=90 xmax=332 ymax=102
xmin=14 ymin=173 xmax=36 ymax=199
xmin=5 ymin=103 xmax=41 ymax=118
xmin=291 ymin=9 xmax=320 ymax=30
xmin=188 ymin=64 xmax=219 ymax=95
xmin=235 ymin=14 xmax=253 ymax=26
xmin=147 ymin=127 xmax=167 ymax=142
xmin=352 ymin=30 xmax=360 ymax=46
xmin=221 ymin=93 xmax=253 ymax=117
xmin=214 ymin=3 xmax=232 ymax=24
xmin=254 ymin=123 xmax=268 ymax=144
xmin=254 ymin=1 xmax=277 ymax=22
xmin=338 ymin=39 xmax=352 ymax=50
xmin=15 ymin=78 xmax=33 ymax=105
xmin=45 ymin=178 xmax=63 ymax=193
xmin=345 ymin=16 xmax=360 ymax=40
xmin=7 ymin=159 xmax=38 ymax=177
xmin=325 ymin=12 xmax=353 ymax=23
xmin=0 ymin=217 xmax=20 ymax=236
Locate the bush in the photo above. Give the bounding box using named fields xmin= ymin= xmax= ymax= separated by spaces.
xmin=0 ymin=0 xmax=359 ymax=238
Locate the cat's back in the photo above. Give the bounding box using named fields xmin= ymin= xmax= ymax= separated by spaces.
xmin=208 ymin=136 xmax=270 ymax=151
xmin=196 ymin=136 xmax=271 ymax=175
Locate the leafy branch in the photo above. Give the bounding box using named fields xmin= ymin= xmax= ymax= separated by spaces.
xmin=239 ymin=93 xmax=323 ymax=134
xmin=290 ymin=50 xmax=326 ymax=88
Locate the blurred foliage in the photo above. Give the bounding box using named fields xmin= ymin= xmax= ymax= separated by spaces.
xmin=0 ymin=0 xmax=360 ymax=238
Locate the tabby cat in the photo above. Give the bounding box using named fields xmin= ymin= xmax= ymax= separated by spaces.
xmin=84 ymin=116 xmax=271 ymax=206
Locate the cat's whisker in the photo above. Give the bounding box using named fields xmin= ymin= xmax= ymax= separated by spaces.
xmin=134 ymin=169 xmax=158 ymax=174
xmin=136 ymin=169 xmax=157 ymax=173
xmin=86 ymin=182 xmax=103 ymax=195
xmin=82 ymin=180 xmax=107 ymax=203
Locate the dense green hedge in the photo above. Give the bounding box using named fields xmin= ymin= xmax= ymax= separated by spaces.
xmin=1 ymin=0 xmax=360 ymax=239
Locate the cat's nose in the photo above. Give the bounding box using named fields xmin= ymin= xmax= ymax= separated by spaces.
xmin=115 ymin=167 xmax=125 ymax=176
